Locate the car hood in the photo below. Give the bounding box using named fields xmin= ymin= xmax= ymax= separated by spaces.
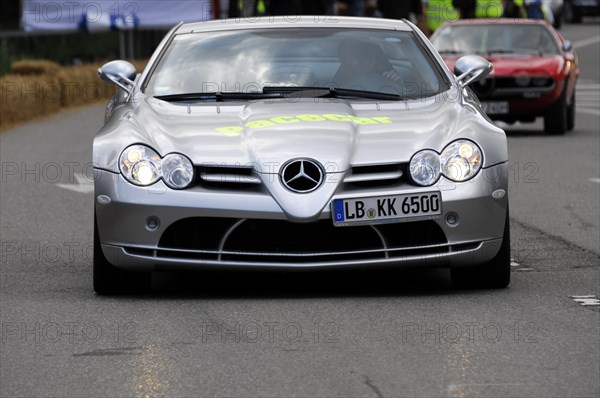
xmin=443 ymin=54 xmax=565 ymax=76
xmin=95 ymin=92 xmax=506 ymax=173
xmin=94 ymin=92 xmax=506 ymax=221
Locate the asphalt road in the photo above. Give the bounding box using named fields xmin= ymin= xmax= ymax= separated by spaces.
xmin=1 ymin=21 xmax=599 ymax=398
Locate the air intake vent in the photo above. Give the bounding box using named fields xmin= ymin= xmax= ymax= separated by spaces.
xmin=197 ymin=165 xmax=261 ymax=186
xmin=344 ymin=163 xmax=405 ymax=186
xmin=156 ymin=217 xmax=449 ymax=264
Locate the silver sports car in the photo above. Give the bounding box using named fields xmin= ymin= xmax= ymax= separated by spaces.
xmin=94 ymin=17 xmax=510 ymax=294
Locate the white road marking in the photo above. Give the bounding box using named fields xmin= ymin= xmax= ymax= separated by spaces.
xmin=572 ymin=36 xmax=600 ymax=49
xmin=576 ymin=87 xmax=600 ymax=93
xmin=56 ymin=173 xmax=94 ymax=194
xmin=570 ymin=295 xmax=600 ymax=306
xmin=576 ymin=91 xmax=600 ymax=102
xmin=589 ymin=178 xmax=600 ymax=184
xmin=448 ymin=383 xmax=539 ymax=394
xmin=575 ymin=84 xmax=600 ymax=115
xmin=577 ymin=83 xmax=600 ymax=89
xmin=574 ymin=299 xmax=600 ymax=306
xmin=577 ymin=108 xmax=600 ymax=116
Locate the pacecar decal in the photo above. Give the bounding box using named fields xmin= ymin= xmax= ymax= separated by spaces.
xmin=215 ymin=114 xmax=392 ymax=136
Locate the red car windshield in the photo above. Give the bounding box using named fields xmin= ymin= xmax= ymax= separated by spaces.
xmin=432 ymin=24 xmax=560 ymax=56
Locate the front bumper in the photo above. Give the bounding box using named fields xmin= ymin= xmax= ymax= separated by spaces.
xmin=478 ymin=78 xmax=565 ymax=118
xmin=95 ymin=163 xmax=508 ymax=271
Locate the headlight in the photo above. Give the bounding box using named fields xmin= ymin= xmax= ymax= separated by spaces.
xmin=119 ymin=145 xmax=161 ymax=186
xmin=162 ymin=153 xmax=194 ymax=189
xmin=440 ymin=140 xmax=482 ymax=182
xmin=119 ymin=145 xmax=195 ymax=188
xmin=409 ymin=150 xmax=441 ymax=186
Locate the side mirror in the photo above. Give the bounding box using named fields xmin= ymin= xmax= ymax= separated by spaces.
xmin=98 ymin=60 xmax=137 ymax=94
xmin=562 ymin=40 xmax=573 ymax=52
xmin=454 ymin=55 xmax=493 ymax=88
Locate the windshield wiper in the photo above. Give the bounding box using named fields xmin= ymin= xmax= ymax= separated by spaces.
xmin=154 ymin=91 xmax=285 ymax=102
xmin=262 ymin=86 xmax=403 ymax=101
xmin=156 ymin=86 xmax=404 ymax=103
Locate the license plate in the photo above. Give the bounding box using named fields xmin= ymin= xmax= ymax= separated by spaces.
xmin=332 ymin=192 xmax=442 ymax=226
xmin=482 ymin=101 xmax=509 ymax=115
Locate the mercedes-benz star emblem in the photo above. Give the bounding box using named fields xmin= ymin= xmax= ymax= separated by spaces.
xmin=280 ymin=159 xmax=324 ymax=193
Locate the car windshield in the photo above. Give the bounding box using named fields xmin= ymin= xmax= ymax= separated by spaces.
xmin=144 ymin=28 xmax=449 ymax=100
xmin=432 ymin=24 xmax=560 ymax=55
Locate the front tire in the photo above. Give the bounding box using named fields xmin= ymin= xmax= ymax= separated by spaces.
xmin=93 ymin=214 xmax=151 ymax=295
xmin=451 ymin=208 xmax=511 ymax=289
xmin=544 ymin=89 xmax=568 ymax=135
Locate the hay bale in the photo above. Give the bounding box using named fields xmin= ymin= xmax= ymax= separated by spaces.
xmin=57 ymin=64 xmax=115 ymax=107
xmin=131 ymin=59 xmax=148 ymax=73
xmin=1 ymin=59 xmax=149 ymax=130
xmin=0 ymin=73 xmax=62 ymax=130
xmin=58 ymin=60 xmax=148 ymax=107
xmin=11 ymin=60 xmax=61 ymax=76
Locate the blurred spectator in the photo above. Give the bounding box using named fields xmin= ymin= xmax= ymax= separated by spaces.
xmin=304 ymin=0 xmax=330 ymax=14
xmin=269 ymin=0 xmax=302 ymax=14
xmin=327 ymin=0 xmax=337 ymax=15
xmin=452 ymin=0 xmax=476 ymax=18
xmin=269 ymin=0 xmax=328 ymax=15
xmin=378 ymin=0 xmax=429 ymax=35
xmin=502 ymin=0 xmax=524 ymax=17
xmin=340 ymin=0 xmax=366 ymax=16
xmin=524 ymin=0 xmax=544 ymax=19
xmin=228 ymin=0 xmax=260 ymax=17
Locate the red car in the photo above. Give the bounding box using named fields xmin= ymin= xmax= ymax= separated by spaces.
xmin=430 ymin=19 xmax=579 ymax=135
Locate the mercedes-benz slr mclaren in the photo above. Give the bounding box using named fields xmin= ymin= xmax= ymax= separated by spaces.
xmin=94 ymin=17 xmax=510 ymax=294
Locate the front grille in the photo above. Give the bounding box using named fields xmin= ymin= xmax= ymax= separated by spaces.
xmin=195 ymin=163 xmax=412 ymax=190
xmin=155 ymin=217 xmax=448 ymax=263
xmin=472 ymin=76 xmax=555 ymax=99
xmin=344 ymin=163 xmax=407 ymax=188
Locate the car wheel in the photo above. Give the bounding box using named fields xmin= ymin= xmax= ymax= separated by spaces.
xmin=567 ymin=90 xmax=575 ymax=131
xmin=564 ymin=2 xmax=582 ymax=22
xmin=93 ymin=213 xmax=151 ymax=295
xmin=544 ymin=89 xmax=568 ymax=135
xmin=451 ymin=207 xmax=510 ymax=289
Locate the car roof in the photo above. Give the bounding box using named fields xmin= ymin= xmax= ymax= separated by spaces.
xmin=176 ymin=16 xmax=414 ymax=34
